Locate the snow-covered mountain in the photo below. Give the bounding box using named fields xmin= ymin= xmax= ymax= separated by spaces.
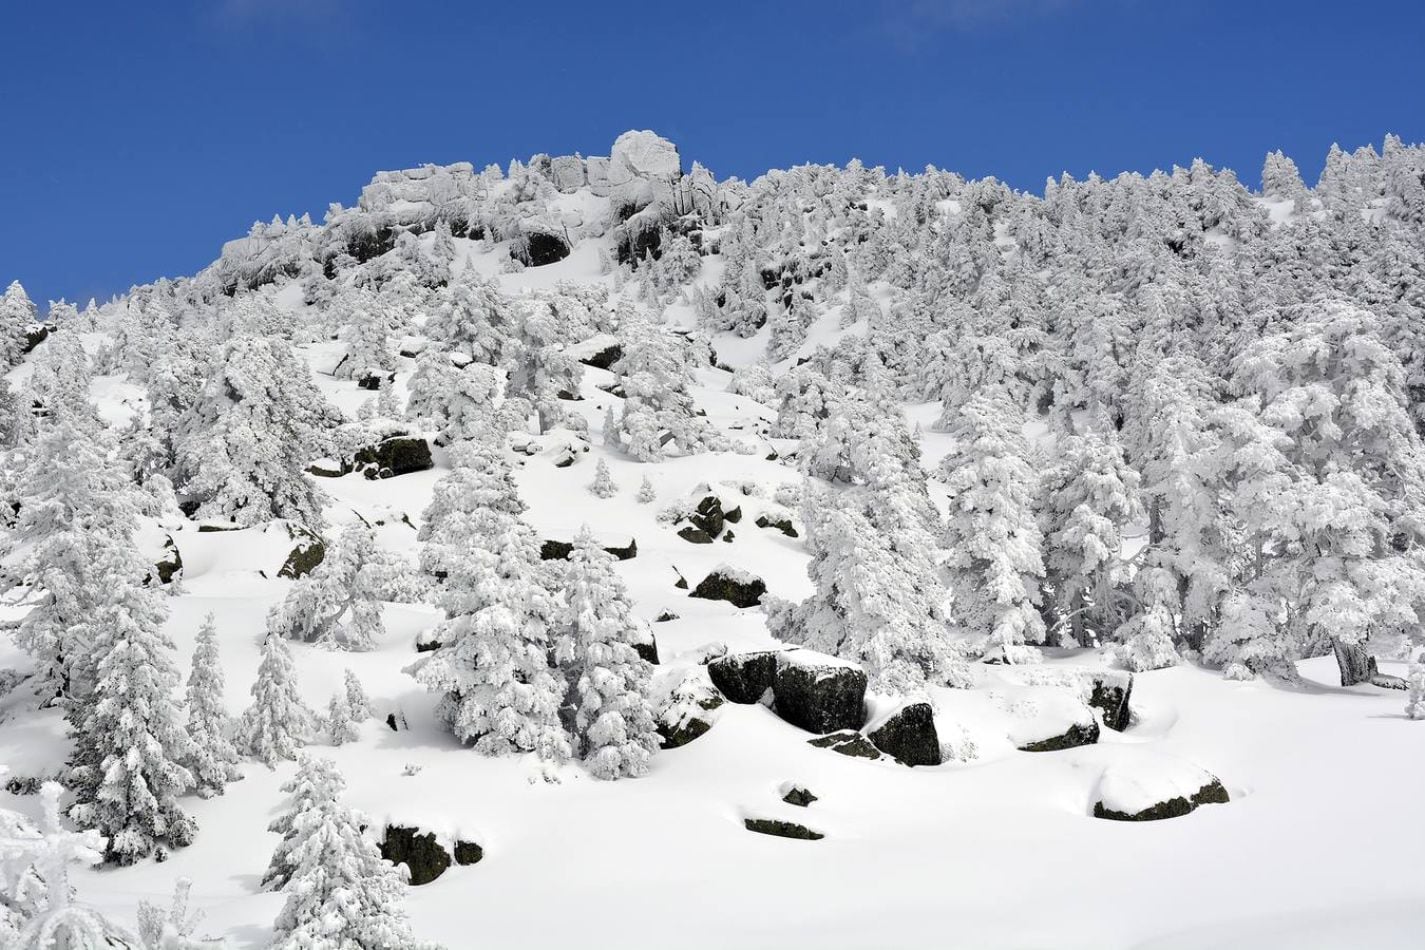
xmin=2 ymin=129 xmax=1425 ymax=948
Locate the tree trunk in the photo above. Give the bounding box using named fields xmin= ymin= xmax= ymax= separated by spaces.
xmin=1332 ymin=639 xmax=1378 ymax=687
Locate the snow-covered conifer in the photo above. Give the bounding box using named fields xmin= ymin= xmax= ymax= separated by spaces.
xmin=185 ymin=614 xmax=242 ymax=797
xmin=344 ymin=668 xmax=372 ymax=723
xmin=588 ymin=458 xmax=618 ymax=498
xmin=553 ymin=529 xmax=659 ymax=779
xmin=636 ymin=475 xmax=656 ymax=504
xmin=328 ymin=692 xmax=359 ymax=746
xmin=238 ymin=633 xmax=317 ymax=767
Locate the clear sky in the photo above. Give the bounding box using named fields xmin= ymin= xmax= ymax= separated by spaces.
xmin=4 ymin=0 xmax=1423 ymax=306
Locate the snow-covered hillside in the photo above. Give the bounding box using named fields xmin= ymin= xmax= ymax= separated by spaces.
xmin=2 ymin=129 xmax=1425 ymax=948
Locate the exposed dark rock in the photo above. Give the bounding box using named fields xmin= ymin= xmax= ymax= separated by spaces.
xmin=673 ymin=570 xmax=689 ymax=590
xmin=655 ymin=611 xmax=679 ymax=623
xmin=380 ymin=826 xmax=455 ymax=885
xmin=633 ymin=635 xmax=659 ymax=665
xmin=722 ymin=530 xmax=735 ymax=543
xmin=605 ymin=538 xmax=637 ymax=560
xmin=1088 ymin=672 xmax=1133 ymax=732
xmin=22 ymin=326 xmax=50 ymax=354
xmin=278 ymin=528 xmax=326 ymax=580
xmin=580 ymin=344 xmax=623 ymax=370
xmin=153 ymin=536 xmax=183 ymax=585
xmin=517 ymin=230 xmax=571 ymax=267
xmin=689 ymin=568 xmax=766 ymax=609
xmin=782 ymin=786 xmax=818 ymax=807
xmin=542 ymin=537 xmax=637 ymax=561
xmin=357 ymin=373 xmax=391 ymax=391
xmin=775 ymin=655 xmax=867 ymax=734
xmin=655 ymin=672 xmax=724 ymax=749
xmin=415 ymin=638 xmax=442 ymax=653
xmin=807 ymin=731 xmax=880 ymax=760
xmin=354 ymin=436 xmax=434 ymax=480
xmin=691 ymin=496 xmax=726 ymax=538
xmin=869 ymin=703 xmax=941 ymax=767
xmin=677 ymin=526 xmax=714 ymax=544
xmin=744 ymin=818 xmax=823 ymax=841
xmin=724 ymin=505 xmax=742 ymax=524
xmin=755 ymin=514 xmax=799 ymax=538
xmin=307 ymin=459 xmax=352 ymax=478
xmin=1333 ymin=639 xmax=1379 ymax=686
xmin=196 ymin=523 xmax=241 ymax=532
xmin=707 ymin=651 xmax=778 ymax=704
xmin=1017 ymin=720 xmax=1100 ymax=753
xmin=1094 ymin=779 xmax=1230 ymax=822
xmin=452 ymin=840 xmax=484 ymax=865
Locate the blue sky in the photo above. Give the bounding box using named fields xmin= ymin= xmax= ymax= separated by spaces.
xmin=3 ymin=0 xmax=1423 ymax=306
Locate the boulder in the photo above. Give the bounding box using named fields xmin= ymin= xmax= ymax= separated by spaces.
xmin=1088 ymin=671 xmax=1133 ymax=732
xmin=579 ymin=343 xmax=623 ymax=370
xmin=755 ymin=514 xmax=799 ymax=538
xmin=806 ymin=732 xmax=880 ymax=760
xmin=585 ymin=155 xmax=611 ymax=197
xmin=782 ymin=786 xmax=818 ymax=807
xmin=549 ymin=155 xmax=586 ymax=193
xmin=354 ymin=436 xmax=433 ymax=480
xmin=689 ymin=566 xmax=765 ymax=608
xmin=153 ymin=536 xmax=183 ymax=585
xmin=379 ymin=826 xmax=482 ymax=885
xmin=707 ymin=650 xmax=778 ymax=704
xmin=691 ymin=495 xmax=726 ymax=538
xmin=542 ymin=537 xmax=637 ymax=561
xmin=655 ymin=611 xmax=679 ymax=623
xmin=1093 ymin=756 xmax=1230 ymax=821
xmin=633 ymin=632 xmax=659 ymax=665
xmin=774 ymin=652 xmax=867 ymax=734
xmin=518 ymin=229 xmax=570 ymax=268
xmin=278 ymin=525 xmax=326 ymax=580
xmin=22 ymin=326 xmax=50 ymax=354
xmin=677 ymin=526 xmax=714 ymax=545
xmin=655 ymin=669 xmax=723 ymax=749
xmin=744 ymin=818 xmax=822 ymax=841
xmin=868 ymin=703 xmax=941 ymax=767
xmin=1017 ymin=720 xmax=1100 ymax=753
xmin=608 ymin=130 xmax=680 ymax=212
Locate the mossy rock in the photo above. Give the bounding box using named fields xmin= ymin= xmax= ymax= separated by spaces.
xmin=807 ymin=731 xmax=880 ymax=760
xmin=689 ymin=569 xmax=766 ymax=609
xmin=677 ymin=526 xmax=714 ymax=544
xmin=278 ymin=529 xmax=326 ymax=580
xmin=1017 ymin=720 xmax=1100 ymax=753
xmin=782 ymin=786 xmax=818 ymax=807
xmin=379 ymin=826 xmax=451 ymax=886
xmin=1094 ymin=779 xmax=1230 ymax=822
xmin=868 ymin=702 xmax=941 ymax=766
xmin=755 ymin=514 xmax=799 ymax=538
xmin=354 ymin=436 xmax=434 ymax=479
xmin=707 ymin=650 xmax=778 ymax=704
xmin=744 ymin=818 xmax=823 ymax=841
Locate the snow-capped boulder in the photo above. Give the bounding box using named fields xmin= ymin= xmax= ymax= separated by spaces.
xmin=654 ymin=667 xmax=724 ymax=749
xmin=707 ymin=650 xmax=778 ymax=704
xmin=1087 ymin=671 xmax=1134 ymax=732
xmin=689 ymin=565 xmax=766 ymax=608
xmin=277 ymin=523 xmax=326 ymax=580
xmin=774 ymin=651 xmax=867 ymax=734
xmin=608 ymin=130 xmax=681 ymax=213
xmin=354 ymin=435 xmax=434 ymax=479
xmin=782 ymin=785 xmax=818 ymax=807
xmin=806 ymin=731 xmax=880 ymax=759
xmin=378 ymin=825 xmax=483 ymax=886
xmin=152 ymin=535 xmax=183 ymax=585
xmin=549 ymin=155 xmax=586 ymax=193
xmin=1016 ymin=718 xmax=1099 ymax=753
xmin=1093 ymin=754 xmax=1230 ymax=821
xmin=868 ymin=702 xmax=941 ymax=767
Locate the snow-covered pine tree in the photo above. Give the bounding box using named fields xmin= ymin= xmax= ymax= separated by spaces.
xmin=269 ymin=521 xmax=419 ymax=651
xmin=328 ymin=692 xmax=359 ymax=746
xmin=1038 ymin=427 xmax=1143 ymax=646
xmin=185 ymin=613 xmax=243 ymax=797
xmin=268 ymin=756 xmax=435 ymax=950
xmin=0 ymin=279 xmax=38 ymax=369
xmin=66 ymin=542 xmax=196 ymax=865
xmin=553 ymin=529 xmax=659 ymax=779
xmin=408 ymin=447 xmax=569 ymax=763
xmin=606 ymin=310 xmax=720 ymax=461
xmin=939 ymin=388 xmax=1047 ymax=664
xmin=636 ymin=475 xmax=656 ymax=503
xmin=344 ymin=668 xmax=372 ymax=723
xmin=174 ymin=333 xmax=341 ymax=530
xmin=335 ymin=295 xmax=397 ymax=389
xmin=405 ymin=350 xmax=507 ymax=445
xmin=588 ymin=458 xmax=618 ymax=498
xmin=238 ymin=633 xmax=317 ymax=767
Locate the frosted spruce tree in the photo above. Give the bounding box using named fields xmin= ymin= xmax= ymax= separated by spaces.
xmin=553 ymin=529 xmax=660 ymax=779
xmin=185 ymin=614 xmax=243 ymax=797
xmin=939 ymin=389 xmax=1047 ymax=664
xmin=336 ymin=296 xmax=397 ymax=388
xmin=636 ymin=475 xmax=656 ymax=503
xmin=66 ymin=542 xmax=196 ymax=865
xmin=407 ymin=443 xmax=570 ymax=763
xmin=269 ymin=521 xmax=419 ymax=651
xmin=588 ymin=458 xmax=618 ymax=498
xmin=1037 ymin=428 xmax=1143 ymax=646
xmin=268 ymin=756 xmax=435 ymax=950
xmin=0 ymin=279 xmax=38 ymax=369
xmin=344 ymin=668 xmax=372 ymax=722
xmin=239 ymin=633 xmax=317 ymax=767
xmin=328 ymin=692 xmax=359 ymax=746
xmin=606 ymin=310 xmax=720 ymax=461
xmin=174 ymin=333 xmax=341 ymax=530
